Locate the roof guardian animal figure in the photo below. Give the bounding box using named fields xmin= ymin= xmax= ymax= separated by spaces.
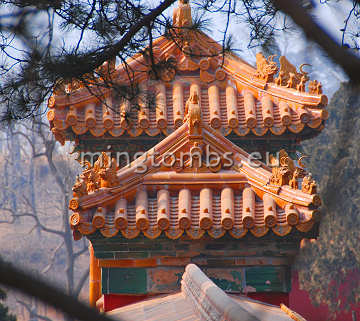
xmin=254 ymin=52 xmax=278 ymax=82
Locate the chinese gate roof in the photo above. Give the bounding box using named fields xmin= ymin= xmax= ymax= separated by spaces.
xmin=47 ymin=2 xmax=328 ymax=146
xmin=69 ymin=106 xmax=321 ymax=240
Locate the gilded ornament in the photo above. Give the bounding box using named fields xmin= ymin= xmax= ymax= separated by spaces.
xmin=268 ymin=149 xmax=294 ymax=186
xmin=184 ymin=90 xmax=201 ymax=135
xmin=99 ymin=157 xmax=120 ymax=188
xmin=289 ymin=168 xmax=301 ymax=189
xmin=72 ymin=175 xmax=88 ymax=198
xmin=268 ymin=150 xmax=319 ymax=197
xmin=53 ymin=77 xmax=86 ymax=96
xmin=254 ymin=53 xmax=278 ymax=83
xmin=69 ymin=212 xmax=81 ymax=227
xmin=308 ymin=80 xmax=323 ymax=95
xmin=200 ymin=70 xmax=215 ymax=83
xmin=47 ymin=110 xmax=55 ymax=122
xmin=177 ymin=55 xmax=199 ymax=71
xmin=297 ymin=74 xmax=309 ymax=92
xmin=69 ymin=198 xmax=79 ymax=211
xmin=268 ymin=150 xmax=307 ymax=188
xmin=274 ymin=56 xmax=310 ymax=91
xmin=74 ymin=152 xmax=120 ymax=196
xmin=302 ymin=173 xmax=317 ymax=195
xmin=199 ymin=58 xmax=210 ymax=71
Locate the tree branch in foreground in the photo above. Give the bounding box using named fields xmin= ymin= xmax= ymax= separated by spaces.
xmin=272 ymin=0 xmax=360 ymax=83
xmin=48 ymin=0 xmax=177 ymax=78
xmin=0 ymin=260 xmax=119 ymax=321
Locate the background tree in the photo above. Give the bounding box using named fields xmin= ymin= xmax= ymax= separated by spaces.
xmin=0 ymin=121 xmax=88 ymax=320
xmin=297 ymin=82 xmax=360 ymax=318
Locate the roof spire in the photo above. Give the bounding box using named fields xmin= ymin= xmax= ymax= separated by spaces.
xmin=173 ymin=0 xmax=192 ymax=28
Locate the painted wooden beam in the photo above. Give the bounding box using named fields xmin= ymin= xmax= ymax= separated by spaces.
xmin=101 ymin=266 xmax=291 ymax=295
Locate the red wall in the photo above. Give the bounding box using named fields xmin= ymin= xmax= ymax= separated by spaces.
xmin=290 ymin=272 xmax=360 ymax=321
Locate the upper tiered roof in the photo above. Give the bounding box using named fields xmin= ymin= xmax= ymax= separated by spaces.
xmin=47 ymin=1 xmax=328 ymax=146
xmin=69 ymin=94 xmax=321 ymax=240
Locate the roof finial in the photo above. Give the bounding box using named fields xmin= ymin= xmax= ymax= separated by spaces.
xmin=173 ymin=0 xmax=192 ymax=28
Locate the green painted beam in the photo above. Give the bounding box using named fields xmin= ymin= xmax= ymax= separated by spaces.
xmin=102 ymin=268 xmax=147 ymax=294
xmin=101 ymin=266 xmax=291 ymax=295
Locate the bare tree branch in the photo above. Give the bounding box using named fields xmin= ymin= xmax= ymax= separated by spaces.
xmin=0 ymin=259 xmax=118 ymax=321
xmin=74 ymin=245 xmax=89 ymax=259
xmin=42 ymin=241 xmax=64 ymax=274
xmin=49 ymin=0 xmax=177 ymax=77
xmin=17 ymin=299 xmax=53 ymax=321
xmin=74 ymin=267 xmax=90 ymax=299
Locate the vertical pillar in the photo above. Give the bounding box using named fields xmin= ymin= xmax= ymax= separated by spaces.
xmin=89 ymin=242 xmax=101 ymax=308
